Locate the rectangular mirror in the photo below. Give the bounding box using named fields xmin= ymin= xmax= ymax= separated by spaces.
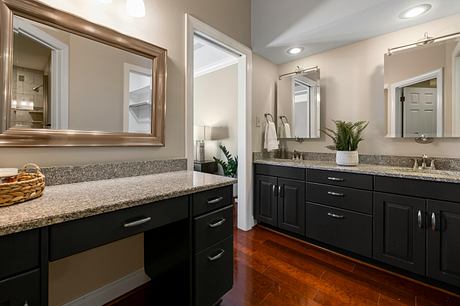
xmin=277 ymin=69 xmax=320 ymax=139
xmin=0 ymin=0 xmax=166 ymax=146
xmin=385 ymin=36 xmax=460 ymax=138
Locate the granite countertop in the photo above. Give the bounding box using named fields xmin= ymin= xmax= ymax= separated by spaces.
xmin=254 ymin=158 xmax=460 ymax=184
xmin=0 ymin=171 xmax=236 ymax=237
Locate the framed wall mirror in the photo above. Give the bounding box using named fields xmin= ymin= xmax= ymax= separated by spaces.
xmin=277 ymin=69 xmax=320 ymax=139
xmin=0 ymin=0 xmax=166 ymax=146
xmin=385 ymin=35 xmax=460 ymax=138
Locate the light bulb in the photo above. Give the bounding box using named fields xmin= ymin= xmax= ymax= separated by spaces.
xmin=399 ymin=4 xmax=431 ymax=19
xmin=287 ymin=47 xmax=303 ymax=55
xmin=127 ymin=0 xmax=145 ymax=18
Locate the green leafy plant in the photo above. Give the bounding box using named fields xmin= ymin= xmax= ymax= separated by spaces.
xmin=321 ymin=120 xmax=369 ymax=151
xmin=214 ymin=144 xmax=238 ymax=178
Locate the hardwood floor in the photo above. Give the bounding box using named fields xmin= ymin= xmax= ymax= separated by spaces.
xmin=107 ymin=226 xmax=460 ymax=306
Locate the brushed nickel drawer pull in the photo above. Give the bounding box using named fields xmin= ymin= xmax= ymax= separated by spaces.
xmin=431 ymin=212 xmax=436 ymax=231
xmin=327 ymin=177 xmax=344 ymax=182
xmin=208 ymin=249 xmax=225 ymax=261
xmin=209 ymin=218 xmax=226 ymax=228
xmin=327 ymin=191 xmax=344 ymax=197
xmin=208 ymin=197 xmax=224 ymax=204
xmin=327 ymin=212 xmax=344 ymax=219
xmin=417 ymin=210 xmax=423 ymax=229
xmin=123 ymin=217 xmax=152 ymax=228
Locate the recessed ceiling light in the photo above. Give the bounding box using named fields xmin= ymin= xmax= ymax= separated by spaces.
xmin=399 ymin=4 xmax=432 ymax=19
xmin=287 ymin=47 xmax=303 ymax=55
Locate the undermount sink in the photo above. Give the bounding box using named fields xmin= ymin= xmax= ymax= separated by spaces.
xmin=390 ymin=166 xmax=460 ymax=177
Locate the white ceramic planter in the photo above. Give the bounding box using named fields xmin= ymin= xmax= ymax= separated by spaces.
xmin=336 ymin=151 xmax=359 ymax=166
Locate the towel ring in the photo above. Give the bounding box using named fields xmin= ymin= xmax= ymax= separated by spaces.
xmin=264 ymin=113 xmax=274 ymax=124
xmin=279 ymin=116 xmax=289 ymax=124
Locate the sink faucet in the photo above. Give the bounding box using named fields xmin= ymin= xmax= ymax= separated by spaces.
xmin=413 ymin=154 xmax=436 ymax=170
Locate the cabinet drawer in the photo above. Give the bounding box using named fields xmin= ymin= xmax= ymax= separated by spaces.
xmin=375 ymin=176 xmax=460 ymax=203
xmin=306 ymin=202 xmax=372 ymax=257
xmin=0 ymin=229 xmax=40 ymax=280
xmin=193 ymin=186 xmax=233 ymax=216
xmin=194 ymin=236 xmax=233 ymax=306
xmin=194 ymin=205 xmax=233 ymax=253
xmin=49 ymin=197 xmax=188 ymax=260
xmin=307 ymin=169 xmax=373 ymax=190
xmin=307 ymin=183 xmax=373 ymax=214
xmin=255 ymin=164 xmax=305 ymax=180
xmin=0 ymin=269 xmax=40 ymax=306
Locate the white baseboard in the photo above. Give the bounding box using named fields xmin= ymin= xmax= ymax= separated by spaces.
xmin=63 ymin=268 xmax=151 ymax=306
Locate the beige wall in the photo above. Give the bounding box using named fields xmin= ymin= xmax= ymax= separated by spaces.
xmin=252 ymin=54 xmax=278 ymax=151
xmin=194 ymin=64 xmax=238 ymax=163
xmin=13 ymin=1 xmax=251 ymax=304
xmin=278 ymin=13 xmax=460 ymax=158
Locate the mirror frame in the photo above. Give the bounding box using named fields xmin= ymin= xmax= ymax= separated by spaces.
xmin=0 ymin=0 xmax=167 ymax=146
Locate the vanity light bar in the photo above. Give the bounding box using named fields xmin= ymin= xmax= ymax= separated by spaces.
xmin=387 ymin=31 xmax=460 ymax=55
xmin=279 ymin=65 xmax=319 ymax=80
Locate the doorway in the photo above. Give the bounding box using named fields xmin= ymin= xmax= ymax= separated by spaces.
xmin=186 ymin=15 xmax=254 ymax=231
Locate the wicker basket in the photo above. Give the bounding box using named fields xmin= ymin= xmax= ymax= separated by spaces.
xmin=0 ymin=163 xmax=45 ymax=207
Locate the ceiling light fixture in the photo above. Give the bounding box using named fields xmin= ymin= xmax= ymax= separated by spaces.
xmin=287 ymin=47 xmax=304 ymax=55
xmin=127 ymin=0 xmax=146 ymax=18
xmin=399 ymin=4 xmax=432 ymax=19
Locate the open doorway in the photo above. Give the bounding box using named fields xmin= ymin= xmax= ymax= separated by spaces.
xmin=186 ymin=15 xmax=254 ymax=231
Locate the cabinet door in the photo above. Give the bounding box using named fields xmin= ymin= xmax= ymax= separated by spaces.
xmin=254 ymin=175 xmax=278 ymax=226
xmin=277 ymin=178 xmax=305 ymax=235
xmin=373 ymin=193 xmax=426 ymax=275
xmin=0 ymin=269 xmax=40 ymax=306
xmin=427 ymin=200 xmax=460 ymax=287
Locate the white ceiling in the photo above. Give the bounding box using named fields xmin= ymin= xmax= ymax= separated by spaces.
xmin=252 ymin=0 xmax=460 ymax=64
xmin=194 ymin=35 xmax=239 ymax=78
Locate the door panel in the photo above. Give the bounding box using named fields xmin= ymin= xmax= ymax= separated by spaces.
xmin=254 ymin=175 xmax=278 ymax=226
xmin=427 ymin=200 xmax=460 ymax=287
xmin=373 ymin=193 xmax=426 ymax=275
xmin=403 ymin=87 xmax=437 ymax=137
xmin=277 ymin=178 xmax=305 ymax=235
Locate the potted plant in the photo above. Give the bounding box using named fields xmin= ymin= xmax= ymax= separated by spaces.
xmin=322 ymin=120 xmax=369 ymax=166
xmin=213 ymin=144 xmax=238 ymax=196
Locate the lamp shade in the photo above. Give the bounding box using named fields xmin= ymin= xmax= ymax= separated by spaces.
xmin=205 ymin=126 xmax=229 ymax=140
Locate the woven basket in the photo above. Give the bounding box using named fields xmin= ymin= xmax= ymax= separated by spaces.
xmin=0 ymin=163 xmax=45 ymax=207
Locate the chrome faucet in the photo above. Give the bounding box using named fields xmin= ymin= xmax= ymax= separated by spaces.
xmin=413 ymin=154 xmax=435 ymax=170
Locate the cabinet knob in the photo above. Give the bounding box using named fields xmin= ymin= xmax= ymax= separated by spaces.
xmin=431 ymin=212 xmax=437 ymax=231
xmin=417 ymin=210 xmax=423 ymax=229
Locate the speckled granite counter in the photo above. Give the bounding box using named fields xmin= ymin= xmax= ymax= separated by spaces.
xmin=255 ymin=158 xmax=460 ymax=184
xmin=0 ymin=171 xmax=236 ymax=237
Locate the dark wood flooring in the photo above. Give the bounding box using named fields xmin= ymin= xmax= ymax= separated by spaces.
xmin=107 ymin=226 xmax=460 ymax=306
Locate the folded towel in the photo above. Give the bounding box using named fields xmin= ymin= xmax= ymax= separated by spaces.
xmin=264 ymin=121 xmax=279 ymax=151
xmin=283 ymin=123 xmax=292 ymax=138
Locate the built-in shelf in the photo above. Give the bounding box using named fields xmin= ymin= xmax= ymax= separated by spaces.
xmin=129 ymin=101 xmax=151 ymax=108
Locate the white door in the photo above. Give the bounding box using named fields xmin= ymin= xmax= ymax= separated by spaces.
xmin=403 ymin=87 xmax=437 ymax=137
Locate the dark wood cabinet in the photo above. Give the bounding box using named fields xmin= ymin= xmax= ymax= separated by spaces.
xmin=427 ymin=200 xmax=460 ymax=287
xmin=254 ymin=175 xmax=278 ymax=226
xmin=254 ymin=171 xmax=305 ymax=236
xmin=0 ymin=269 xmax=40 ymax=306
xmin=373 ymin=193 xmax=426 ymax=275
xmin=278 ymin=178 xmax=305 ymax=235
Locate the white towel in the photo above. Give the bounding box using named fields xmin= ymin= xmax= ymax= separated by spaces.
xmin=283 ymin=123 xmax=292 ymax=138
xmin=264 ymin=121 xmax=279 ymax=151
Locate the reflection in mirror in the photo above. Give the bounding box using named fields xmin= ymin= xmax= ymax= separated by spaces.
xmin=385 ymin=36 xmax=460 ymax=138
xmin=277 ymin=69 xmax=320 ymax=139
xmin=10 ymin=16 xmax=153 ymax=133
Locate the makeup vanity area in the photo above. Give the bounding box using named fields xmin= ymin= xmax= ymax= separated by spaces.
xmin=0 ymin=1 xmax=235 ymax=305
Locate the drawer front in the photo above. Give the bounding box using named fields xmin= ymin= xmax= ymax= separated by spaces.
xmin=0 ymin=269 xmax=40 ymax=306
xmin=0 ymin=229 xmax=40 ymax=280
xmin=375 ymin=176 xmax=460 ymax=203
xmin=194 ymin=205 xmax=233 ymax=253
xmin=307 ymin=169 xmax=373 ymax=190
xmin=193 ymin=186 xmax=233 ymax=216
xmin=50 ymin=196 xmax=188 ymax=260
xmin=307 ymin=183 xmax=373 ymax=214
xmin=255 ymin=164 xmax=305 ymax=181
xmin=306 ymin=202 xmax=372 ymax=257
xmin=194 ymin=236 xmax=233 ymax=306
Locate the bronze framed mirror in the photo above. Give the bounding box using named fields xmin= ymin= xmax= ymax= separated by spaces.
xmin=0 ymin=0 xmax=166 ymax=146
